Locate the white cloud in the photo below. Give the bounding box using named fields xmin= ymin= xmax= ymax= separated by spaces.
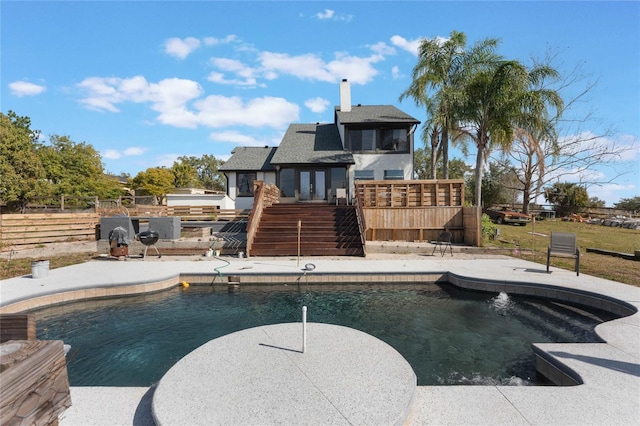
xmin=102 ymin=146 xmax=147 ymax=160
xmin=102 ymin=149 xmax=121 ymax=160
xmin=149 ymin=78 xmax=203 ymax=128
xmin=305 ymin=97 xmax=330 ymax=113
xmin=209 ymin=131 xmax=264 ymax=146
xmin=77 ymin=75 xmax=299 ymax=130
xmin=164 ymin=37 xmax=201 ymax=59
xmin=369 ymin=42 xmax=396 ymax=56
xmin=203 ymin=35 xmax=237 ymax=46
xmin=194 ymin=95 xmax=299 ymax=129
xmin=390 ymin=35 xmax=423 ymax=56
xmin=208 ymin=58 xmax=260 ymax=86
xmin=615 ymin=133 xmax=640 ymax=162
xmin=77 ymin=76 xmax=203 ymax=127
xmin=77 ymin=77 xmax=122 ymax=112
xmin=558 ymin=131 xmax=639 ymax=162
xmin=8 ymin=80 xmax=46 ymax=97
xmin=391 ymin=65 xmax=402 ymax=79
xmin=586 ymin=183 xmax=637 ymax=206
xmin=258 ymin=51 xmax=380 ymax=84
xmin=316 ymin=9 xmax=335 ymax=20
xmin=155 ymin=153 xmax=180 ymax=168
xmin=124 ymin=147 xmax=146 ymax=156
xmin=315 ymin=9 xmax=352 ymax=22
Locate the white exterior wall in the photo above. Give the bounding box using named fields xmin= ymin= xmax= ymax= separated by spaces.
xmin=166 ymin=194 xmax=235 ymax=209
xmin=226 ymin=173 xmax=237 ymax=199
xmin=261 ymin=171 xmax=276 ymax=185
xmin=351 ymin=153 xmax=413 ymax=180
xmin=225 ymin=171 xmax=276 ymax=210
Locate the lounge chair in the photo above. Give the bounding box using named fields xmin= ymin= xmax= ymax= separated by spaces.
xmin=431 ymin=231 xmax=453 ymax=257
xmin=546 ymin=232 xmax=580 ymax=276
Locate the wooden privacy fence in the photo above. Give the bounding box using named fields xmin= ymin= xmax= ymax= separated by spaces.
xmin=356 ymin=180 xmax=481 ymax=246
xmin=363 ymin=206 xmax=481 ymax=245
xmin=355 ymin=179 xmax=464 ymax=207
xmin=0 ymin=213 xmax=99 ymax=251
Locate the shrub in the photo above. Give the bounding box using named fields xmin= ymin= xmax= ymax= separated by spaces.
xmin=481 ymin=213 xmax=497 ymax=240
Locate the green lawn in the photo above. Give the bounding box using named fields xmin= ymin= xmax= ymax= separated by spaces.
xmin=484 ymin=219 xmax=640 ymax=287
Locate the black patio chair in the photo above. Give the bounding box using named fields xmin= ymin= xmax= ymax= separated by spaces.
xmin=431 ymin=231 xmax=453 ymax=257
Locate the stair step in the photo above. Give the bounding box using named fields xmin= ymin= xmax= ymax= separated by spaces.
xmin=250 ymin=248 xmax=365 ymax=257
xmin=252 ymin=204 xmax=363 ymax=257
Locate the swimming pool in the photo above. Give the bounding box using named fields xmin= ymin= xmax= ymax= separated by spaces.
xmin=33 ymin=283 xmax=617 ymax=387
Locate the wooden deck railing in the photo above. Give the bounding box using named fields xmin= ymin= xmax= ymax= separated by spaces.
xmin=353 ymin=186 xmax=367 ymax=255
xmin=245 ymin=181 xmax=280 ymax=256
xmin=97 ymin=205 xmax=250 ymax=221
xmin=355 ymin=179 xmax=464 ymax=207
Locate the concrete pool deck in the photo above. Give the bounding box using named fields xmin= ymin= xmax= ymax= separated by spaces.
xmin=1 ymin=250 xmax=639 ymax=425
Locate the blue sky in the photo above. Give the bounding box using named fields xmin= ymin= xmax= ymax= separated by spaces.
xmin=3 ymin=1 xmax=639 ymax=206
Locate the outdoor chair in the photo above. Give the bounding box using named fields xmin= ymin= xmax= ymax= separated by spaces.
xmin=546 ymin=232 xmax=580 ymax=276
xmin=335 ymin=188 xmax=348 ymax=205
xmin=431 ymin=231 xmax=453 ymax=257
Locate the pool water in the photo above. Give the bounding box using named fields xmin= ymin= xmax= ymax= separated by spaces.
xmin=34 ymin=283 xmax=617 ymax=386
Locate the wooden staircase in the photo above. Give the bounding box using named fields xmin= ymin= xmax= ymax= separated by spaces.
xmin=249 ymin=204 xmax=365 ymax=257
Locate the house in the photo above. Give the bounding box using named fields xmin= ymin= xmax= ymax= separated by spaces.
xmin=219 ymin=79 xmax=420 ymax=209
xmin=166 ymin=188 xmax=235 ymax=209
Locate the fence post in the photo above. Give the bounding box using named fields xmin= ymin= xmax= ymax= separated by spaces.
xmin=61 ymin=195 xmax=65 ymax=210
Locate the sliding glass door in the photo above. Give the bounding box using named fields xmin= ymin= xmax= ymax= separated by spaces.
xmin=299 ymin=169 xmax=326 ymax=201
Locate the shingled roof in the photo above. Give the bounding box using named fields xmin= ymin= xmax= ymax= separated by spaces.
xmin=335 ymin=105 xmax=420 ymax=125
xmin=218 ymin=146 xmax=277 ymax=171
xmin=270 ymin=123 xmax=354 ymax=165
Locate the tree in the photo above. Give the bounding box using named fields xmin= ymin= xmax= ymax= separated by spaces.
xmin=498 ymin=50 xmax=632 ymax=213
xmin=177 ymin=154 xmax=225 ymax=191
xmin=413 ymin=147 xmax=430 ymax=179
xmin=171 ymin=159 xmax=199 ymax=188
xmin=130 ymin=167 xmax=175 ymax=205
xmin=614 ymin=196 xmax=640 ymax=212
xmin=588 ymin=197 xmax=606 ymax=208
xmin=544 ymin=182 xmax=589 ymax=217
xmin=0 ymin=111 xmax=50 ymax=212
xmin=401 ymin=31 xmax=496 ymax=179
xmin=447 ymin=158 xmax=472 ymax=180
xmin=38 ymin=134 xmax=122 ymax=199
xmin=457 ymin=59 xmax=563 ymax=208
xmin=467 ymin=161 xmax=519 ymax=208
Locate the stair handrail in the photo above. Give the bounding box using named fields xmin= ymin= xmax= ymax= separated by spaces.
xmin=246 ymin=181 xmax=279 ymax=256
xmin=354 ymin=184 xmax=367 ymax=256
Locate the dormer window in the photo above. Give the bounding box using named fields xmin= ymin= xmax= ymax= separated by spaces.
xmin=346 ymin=127 xmax=409 ymax=152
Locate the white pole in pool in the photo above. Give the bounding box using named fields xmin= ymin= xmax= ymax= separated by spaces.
xmin=302 ymin=305 xmax=307 ymax=353
xmin=297 ymin=220 xmax=302 ymax=267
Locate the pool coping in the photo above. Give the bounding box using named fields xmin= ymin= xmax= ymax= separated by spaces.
xmin=1 ymin=255 xmax=639 ymax=425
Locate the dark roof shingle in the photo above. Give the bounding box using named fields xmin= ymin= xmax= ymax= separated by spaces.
xmin=335 ymin=105 xmax=420 ymax=125
xmin=218 ymin=146 xmax=277 ymax=171
xmin=270 ymin=123 xmax=354 ymax=165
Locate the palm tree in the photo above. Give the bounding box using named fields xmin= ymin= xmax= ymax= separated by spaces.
xmin=456 ymin=60 xmax=563 ymax=207
xmin=400 ymin=31 xmax=498 ymax=179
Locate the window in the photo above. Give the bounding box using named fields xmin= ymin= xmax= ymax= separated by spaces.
xmin=330 ymin=167 xmax=346 ymax=191
xmin=279 ymin=168 xmax=295 ymax=197
xmin=384 ymin=170 xmax=404 ymax=180
xmin=348 ymin=129 xmax=362 ymax=151
xmin=237 ymin=172 xmax=256 ymax=196
xmin=380 ymin=129 xmax=408 ymax=152
xmin=354 ymin=170 xmax=375 ymax=180
xmin=347 ymin=128 xmax=409 ymax=152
